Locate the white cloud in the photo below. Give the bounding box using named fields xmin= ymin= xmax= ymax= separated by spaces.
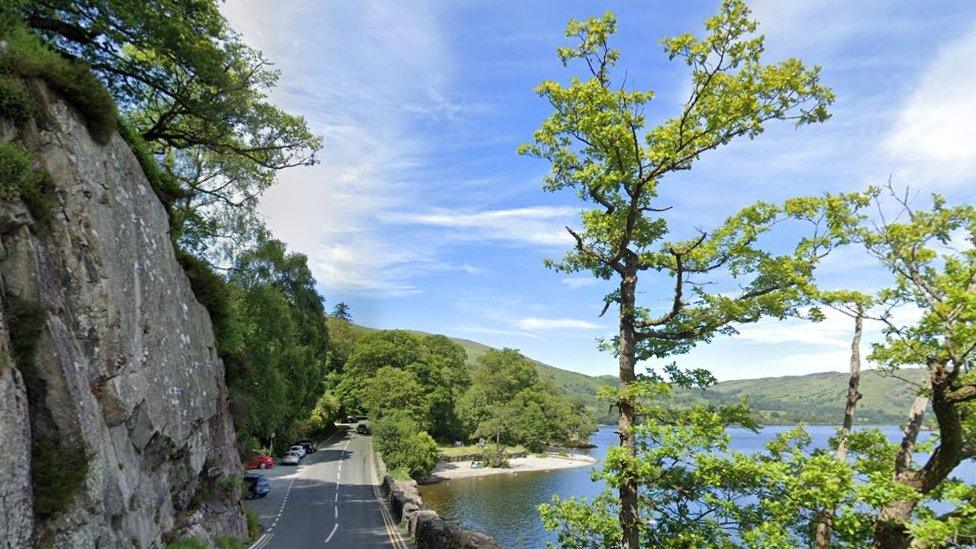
xmin=733 ymin=315 xmax=854 ymax=348
xmin=561 ymin=277 xmax=597 ymax=289
xmin=515 ymin=317 xmax=602 ymax=331
xmin=222 ymin=1 xmax=459 ymax=297
xmin=883 ymin=24 xmax=976 ymax=189
xmin=389 ymin=206 xmax=576 ymax=246
xmin=454 ymin=324 xmax=537 ymax=339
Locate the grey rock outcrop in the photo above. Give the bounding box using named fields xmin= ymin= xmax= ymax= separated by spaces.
xmin=0 ymin=83 xmax=244 ymax=546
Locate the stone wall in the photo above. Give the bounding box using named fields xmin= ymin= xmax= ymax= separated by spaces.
xmin=372 ymin=449 xmax=499 ymax=549
xmin=0 ymin=82 xmax=244 ymax=547
xmin=382 ymin=476 xmax=500 ymax=549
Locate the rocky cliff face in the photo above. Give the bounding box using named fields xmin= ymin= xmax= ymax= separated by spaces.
xmin=0 ymin=83 xmax=244 ymax=547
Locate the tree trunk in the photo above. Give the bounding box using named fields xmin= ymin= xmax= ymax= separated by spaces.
xmin=873 ymin=359 xmax=967 ymax=548
xmin=617 ymin=271 xmax=640 ymax=549
xmin=814 ymin=308 xmax=863 ymax=549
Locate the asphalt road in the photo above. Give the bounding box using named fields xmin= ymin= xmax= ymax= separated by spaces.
xmin=246 ymin=426 xmax=408 ymax=548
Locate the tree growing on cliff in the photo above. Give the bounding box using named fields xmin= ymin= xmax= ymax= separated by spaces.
xmin=519 ymin=2 xmax=846 ymax=545
xmin=11 ymin=0 xmax=320 ymax=258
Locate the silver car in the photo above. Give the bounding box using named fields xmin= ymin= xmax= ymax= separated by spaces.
xmin=281 ymin=451 xmax=301 ymax=465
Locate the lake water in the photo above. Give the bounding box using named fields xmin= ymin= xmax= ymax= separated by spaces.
xmin=419 ymin=425 xmax=975 ymax=548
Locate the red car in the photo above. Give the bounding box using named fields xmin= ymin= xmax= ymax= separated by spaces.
xmin=245 ymin=454 xmax=275 ymax=470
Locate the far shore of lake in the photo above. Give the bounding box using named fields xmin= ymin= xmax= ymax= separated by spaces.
xmin=421 ymin=453 xmax=598 ymax=484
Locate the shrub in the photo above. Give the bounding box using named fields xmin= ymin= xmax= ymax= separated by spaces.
xmin=0 ymin=26 xmax=116 ymax=144
xmin=480 ymin=443 xmax=510 ymax=469
xmin=7 ymin=294 xmax=45 ymax=369
xmin=30 ymin=437 xmax=89 ymax=519
xmin=0 ymin=141 xmax=54 ymax=222
xmin=175 ymin=250 xmax=241 ymax=356
xmin=116 ymin=118 xmax=185 ymax=208
xmin=244 ymin=505 xmax=261 ymax=541
xmin=216 ymin=536 xmax=245 ymax=549
xmin=0 ymin=75 xmax=33 ymax=122
xmin=165 ymin=538 xmax=208 ymax=549
xmin=373 ymin=412 xmax=439 ymax=479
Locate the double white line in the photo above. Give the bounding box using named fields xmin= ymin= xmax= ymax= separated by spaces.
xmin=368 ymin=438 xmax=409 ymax=549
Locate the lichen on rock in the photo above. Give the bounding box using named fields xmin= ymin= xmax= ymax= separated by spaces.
xmin=0 ymin=81 xmax=244 ymax=547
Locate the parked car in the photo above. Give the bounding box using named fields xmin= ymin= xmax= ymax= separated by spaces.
xmin=245 ymin=454 xmax=275 ymax=470
xmin=281 ymin=451 xmax=301 ymax=466
xmin=244 ymin=473 xmax=270 ymax=499
xmin=344 ymin=415 xmax=358 ymax=423
xmin=296 ymin=439 xmax=316 ymax=454
xmin=355 ymin=423 xmax=370 ymax=435
xmin=288 ymin=445 xmax=306 ymax=459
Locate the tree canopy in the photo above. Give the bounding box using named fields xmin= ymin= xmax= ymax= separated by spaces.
xmin=520 ymin=2 xmax=851 ymax=546
xmin=9 ymin=0 xmax=320 ymax=258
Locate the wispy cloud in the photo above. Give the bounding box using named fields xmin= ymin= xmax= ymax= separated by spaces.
xmin=223 ymin=1 xmax=460 ymax=297
xmin=883 ymin=24 xmax=976 ymax=190
xmin=389 ymin=206 xmax=576 ymax=246
xmin=515 ymin=317 xmax=602 ymax=331
xmin=561 ymin=277 xmax=598 ymax=289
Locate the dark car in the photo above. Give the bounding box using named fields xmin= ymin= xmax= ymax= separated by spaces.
xmin=355 ymin=423 xmax=370 ymax=435
xmin=244 ymin=473 xmax=270 ymax=499
xmin=296 ymin=439 xmax=316 ymax=454
xmin=344 ymin=415 xmax=358 ymax=424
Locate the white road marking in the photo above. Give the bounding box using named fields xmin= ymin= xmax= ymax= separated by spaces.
xmin=324 ymin=523 xmax=339 ymax=543
xmin=334 ymin=505 xmax=338 ymax=519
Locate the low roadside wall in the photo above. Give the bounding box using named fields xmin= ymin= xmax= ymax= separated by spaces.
xmin=372 ymin=448 xmax=499 ymax=548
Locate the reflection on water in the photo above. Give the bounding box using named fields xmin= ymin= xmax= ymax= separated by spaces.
xmin=419 ymin=424 xmax=975 ymax=548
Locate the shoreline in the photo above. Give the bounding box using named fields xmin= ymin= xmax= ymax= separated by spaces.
xmin=421 ymin=453 xmax=598 ymax=484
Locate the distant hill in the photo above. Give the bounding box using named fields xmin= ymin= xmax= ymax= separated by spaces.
xmin=692 ymin=368 xmax=927 ymax=425
xmin=346 ymin=323 xmax=925 ymax=426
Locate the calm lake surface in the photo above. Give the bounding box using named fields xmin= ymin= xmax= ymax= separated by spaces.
xmin=419 ymin=424 xmax=975 ymax=548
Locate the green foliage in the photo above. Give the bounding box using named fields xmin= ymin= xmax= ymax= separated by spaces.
xmin=165 ymin=538 xmax=208 ymax=549
xmin=0 ymin=140 xmax=54 ymax=223
xmin=8 ymin=0 xmax=320 ymax=258
xmin=222 ymin=238 xmax=330 ymax=454
xmin=30 ymin=436 xmax=89 ymax=519
xmin=175 ymin=250 xmax=241 ymax=356
xmin=373 ymin=412 xmax=439 ymax=479
xmin=333 ymin=330 xmax=468 ymax=441
xmin=116 ymin=118 xmax=184 ymax=209
xmin=215 ymin=536 xmax=245 ymax=549
xmin=7 ymin=294 xmax=45 ymax=370
xmin=457 ymin=349 xmax=592 ymax=451
xmin=244 ymin=505 xmax=260 ymax=542
xmin=301 ymin=392 xmax=340 ymax=440
xmin=363 ymin=366 xmax=431 ymax=430
xmin=0 ymin=74 xmax=34 ymax=122
xmin=0 ymin=26 xmax=116 ymax=143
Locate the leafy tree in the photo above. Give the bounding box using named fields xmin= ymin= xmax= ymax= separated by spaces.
xmin=331 ymin=301 xmax=351 ymax=321
xmin=222 ymin=238 xmax=331 ymax=453
xmin=362 ymin=367 xmax=431 ymax=431
xmin=457 ymin=349 xmax=588 ymax=451
xmin=332 ymin=330 xmax=468 ymax=440
xmin=372 ymin=411 xmax=439 ymax=480
xmin=519 ymin=2 xmax=848 ymax=545
xmin=11 ymin=0 xmax=320 ymax=257
xmin=324 ymin=316 xmax=361 ymax=375
xmin=847 ymin=189 xmax=976 ymax=548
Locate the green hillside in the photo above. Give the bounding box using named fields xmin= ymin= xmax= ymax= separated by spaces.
xmin=347 ymin=323 xmax=926 ymax=426
xmin=694 ymin=368 xmax=927 ymax=425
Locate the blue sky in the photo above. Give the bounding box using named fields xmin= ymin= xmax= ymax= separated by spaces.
xmin=223 ymin=1 xmax=976 ymax=380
